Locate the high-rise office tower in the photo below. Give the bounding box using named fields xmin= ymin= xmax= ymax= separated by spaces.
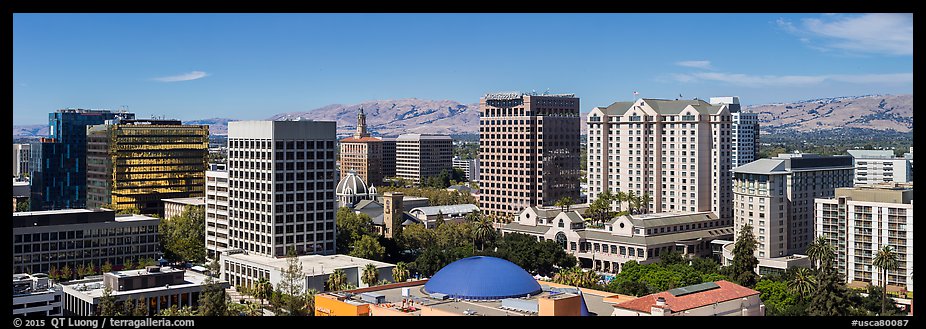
xmin=815 ymin=184 xmax=913 ymax=292
xmin=395 ymin=134 xmax=453 ymax=185
xmin=339 ymin=108 xmax=384 ymax=185
xmin=205 ymin=163 xmax=230 ymax=259
xmin=13 ymin=143 xmax=31 ymax=179
xmin=732 ymin=153 xmax=853 ymax=258
xmin=379 ymin=137 xmax=397 ymax=179
xmin=586 ymin=98 xmax=733 ymax=218
xmin=479 ymin=92 xmax=581 ymax=217
xmin=226 ymin=120 xmax=338 ymax=257
xmin=86 ymin=119 xmax=209 ymax=215
xmin=709 ymin=97 xmax=759 ymax=169
xmin=31 ymin=109 xmax=135 ymax=210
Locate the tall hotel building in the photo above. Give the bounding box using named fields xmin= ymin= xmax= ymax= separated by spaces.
xmin=732 ymin=153 xmax=853 ymax=259
xmin=815 ymin=184 xmax=913 ymax=292
xmin=479 ymin=92 xmax=581 ymax=217
xmin=31 ymin=109 xmax=135 ymax=211
xmin=586 ymin=98 xmax=733 ymax=218
xmin=226 ymin=121 xmax=338 ymax=257
xmin=395 ymin=134 xmax=453 ymax=185
xmin=86 ymin=119 xmax=209 ymax=215
xmin=339 ymin=108 xmax=385 ymax=185
xmin=709 ymin=97 xmax=760 ymax=169
xmin=205 ymin=163 xmax=230 ymax=259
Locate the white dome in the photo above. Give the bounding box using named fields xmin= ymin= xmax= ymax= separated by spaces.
xmin=336 ymin=172 xmax=369 ymax=197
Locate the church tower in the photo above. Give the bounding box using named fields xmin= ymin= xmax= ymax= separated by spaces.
xmin=354 ymin=106 xmax=369 ymax=139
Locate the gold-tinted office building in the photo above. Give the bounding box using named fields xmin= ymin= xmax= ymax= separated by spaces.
xmin=87 ymin=119 xmax=209 ymax=215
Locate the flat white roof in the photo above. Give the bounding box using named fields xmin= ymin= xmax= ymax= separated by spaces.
xmin=62 ymin=270 xmax=217 ymax=299
xmin=161 ymin=197 xmax=206 ymax=205
xmin=13 ymin=208 xmax=99 ymax=217
xmin=224 ymin=253 xmax=394 ymax=276
xmin=114 ymin=214 xmax=160 ymax=222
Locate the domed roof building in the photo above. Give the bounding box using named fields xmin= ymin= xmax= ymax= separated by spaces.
xmin=336 ymin=171 xmax=376 ymax=207
xmin=423 ymin=256 xmax=543 ymax=301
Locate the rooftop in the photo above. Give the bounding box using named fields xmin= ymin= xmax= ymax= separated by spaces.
xmin=13 ymin=208 xmax=98 ymax=217
xmin=113 ymin=214 xmax=161 ymax=222
xmin=847 ymin=149 xmax=899 ymax=159
xmin=161 ymin=197 xmax=206 ymax=206
xmin=61 ymin=268 xmax=217 ymax=299
xmin=614 ymin=280 xmax=760 ymax=313
xmin=408 ymin=204 xmax=479 ymax=217
xmin=223 ymin=253 xmax=394 ymax=276
xmin=340 ymin=137 xmax=383 ymax=143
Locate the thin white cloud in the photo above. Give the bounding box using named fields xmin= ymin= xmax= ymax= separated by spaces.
xmin=153 ymin=71 xmax=209 ymax=82
xmin=675 ymin=60 xmax=713 ymax=69
xmin=672 ymin=71 xmax=911 ymax=87
xmin=777 ymin=14 xmax=912 ymax=56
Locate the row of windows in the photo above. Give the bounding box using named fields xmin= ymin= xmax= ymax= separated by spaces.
xmin=13 ymin=227 xmax=157 ymax=243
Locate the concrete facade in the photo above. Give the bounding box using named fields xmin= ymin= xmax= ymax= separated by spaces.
xmin=395 ymin=134 xmax=453 ymax=185
xmin=205 ymin=163 xmax=230 ymax=260
xmin=848 ymin=150 xmax=913 ymax=185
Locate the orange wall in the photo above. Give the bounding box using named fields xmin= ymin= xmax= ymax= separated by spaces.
xmin=538 ymin=295 xmax=582 ymax=316
xmin=314 ymin=294 xmax=370 ymax=316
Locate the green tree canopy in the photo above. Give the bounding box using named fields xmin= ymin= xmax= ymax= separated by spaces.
xmin=159 ymin=205 xmax=206 ymax=263
xmin=729 ymin=224 xmax=759 ymax=288
xmin=349 ymin=235 xmax=386 ymax=261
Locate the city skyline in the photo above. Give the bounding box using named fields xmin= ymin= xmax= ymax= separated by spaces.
xmin=13 ymin=13 xmax=913 ymax=125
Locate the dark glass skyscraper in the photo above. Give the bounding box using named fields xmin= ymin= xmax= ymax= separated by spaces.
xmin=30 ymin=109 xmax=134 ymax=210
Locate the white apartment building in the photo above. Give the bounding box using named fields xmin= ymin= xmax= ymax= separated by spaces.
xmin=395 ymin=134 xmax=453 ymax=185
xmin=732 ymin=153 xmax=854 ymax=260
xmin=227 ymin=120 xmax=338 ymax=258
xmin=815 ymin=184 xmax=913 ymax=292
xmin=13 ymin=273 xmax=62 ymax=316
xmin=452 ymin=156 xmax=480 ymax=182
xmin=708 ymin=97 xmax=759 ymax=170
xmin=847 ymin=150 xmax=913 ymax=185
xmin=205 ymin=163 xmax=229 ymax=260
xmin=586 ymin=98 xmax=733 ymax=219
xmin=13 ymin=143 xmax=31 ymax=179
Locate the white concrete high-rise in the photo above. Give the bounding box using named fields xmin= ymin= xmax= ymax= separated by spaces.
xmin=13 ymin=143 xmax=31 ymax=179
xmin=815 ymin=184 xmax=913 ymax=292
xmin=395 ymin=134 xmax=453 ymax=185
xmin=205 ymin=163 xmax=229 ymax=259
xmin=227 ymin=121 xmax=338 ymax=257
xmin=847 ymin=150 xmax=913 ymax=185
xmin=586 ymin=98 xmax=733 ymax=219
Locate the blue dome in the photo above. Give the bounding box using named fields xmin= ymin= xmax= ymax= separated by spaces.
xmin=423 ymin=256 xmax=542 ymax=301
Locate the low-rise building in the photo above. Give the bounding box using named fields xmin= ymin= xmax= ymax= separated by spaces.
xmin=611 ymin=280 xmax=764 ymax=316
xmin=13 ymin=209 xmax=161 ymax=275
xmin=13 ymin=273 xmax=62 ymax=316
xmin=60 ymin=266 xmax=226 ymax=316
xmin=407 ymin=204 xmax=479 ymax=228
xmin=161 ymin=197 xmax=205 ymax=220
xmin=503 ymin=207 xmax=733 ymax=273
xmin=221 ymin=252 xmax=394 ymax=293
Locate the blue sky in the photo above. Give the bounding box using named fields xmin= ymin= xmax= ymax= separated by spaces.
xmin=13 ymin=13 xmax=912 ymax=125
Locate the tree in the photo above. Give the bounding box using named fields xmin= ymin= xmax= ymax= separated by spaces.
xmin=362 ymin=263 xmax=379 ymax=287
xmin=392 ymin=262 xmax=410 ymax=283
xmin=159 ymin=205 xmax=206 ymax=263
xmin=397 ymin=224 xmax=436 ymax=253
xmin=806 ymin=259 xmax=852 ymax=316
xmin=336 ymin=207 xmax=375 ymax=254
xmin=133 ymin=296 xmax=149 ymax=316
xmin=16 ymin=198 xmax=29 ymax=212
xmin=326 ymin=269 xmax=348 ymax=292
xmin=756 ymin=279 xmax=801 ymax=316
xmin=625 ymin=191 xmax=637 ymax=214
xmin=729 ymin=224 xmax=759 ymax=288
xmin=48 ymin=265 xmax=59 ymax=282
xmin=788 ymin=267 xmax=816 ymax=300
xmin=659 ymin=251 xmax=686 ymax=266
xmin=255 ymin=277 xmax=273 ymax=307
xmin=639 ymin=193 xmax=652 ymax=214
xmin=472 ymin=216 xmax=495 ymax=252
xmin=278 ymin=247 xmax=307 ymax=315
xmin=158 ymin=305 xmax=198 ymax=316
xmin=614 ymin=191 xmax=627 ymax=213
xmin=99 ymin=286 xmax=118 ymax=316
xmin=102 ymin=260 xmax=113 ymax=273
xmin=872 ymin=245 xmax=899 ymax=315
xmin=349 ymin=235 xmax=386 ymax=261
xmin=198 ymin=259 xmax=228 ymax=316
xmin=302 ymin=289 xmax=318 ymax=316
xmin=555 ymin=196 xmax=574 ymax=212
xmin=807 ymin=236 xmax=835 ymax=271
xmin=61 ymin=265 xmax=73 ymax=281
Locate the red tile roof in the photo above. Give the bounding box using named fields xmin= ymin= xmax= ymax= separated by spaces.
xmin=613 ymin=280 xmax=760 ymax=313
xmin=340 ymin=137 xmax=383 ymax=143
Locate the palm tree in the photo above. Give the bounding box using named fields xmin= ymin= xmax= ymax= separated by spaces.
xmin=873 ymin=245 xmax=899 ymax=315
xmin=303 ymin=289 xmax=318 ymax=315
xmin=555 ymin=196 xmax=573 ymax=212
xmin=788 ymin=267 xmax=816 ymax=300
xmin=326 ymin=269 xmax=348 ymax=292
xmin=624 ymin=191 xmax=637 ymax=214
xmin=255 ymin=277 xmax=273 ymax=306
xmin=392 ymin=262 xmax=410 ymax=283
xmin=362 ymin=263 xmax=379 ymax=287
xmin=639 ymin=193 xmax=652 ymax=214
xmin=806 ymin=236 xmax=835 ymax=271
xmin=614 ymin=191 xmax=627 ymax=213
xmin=473 ymin=216 xmax=495 ymax=251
